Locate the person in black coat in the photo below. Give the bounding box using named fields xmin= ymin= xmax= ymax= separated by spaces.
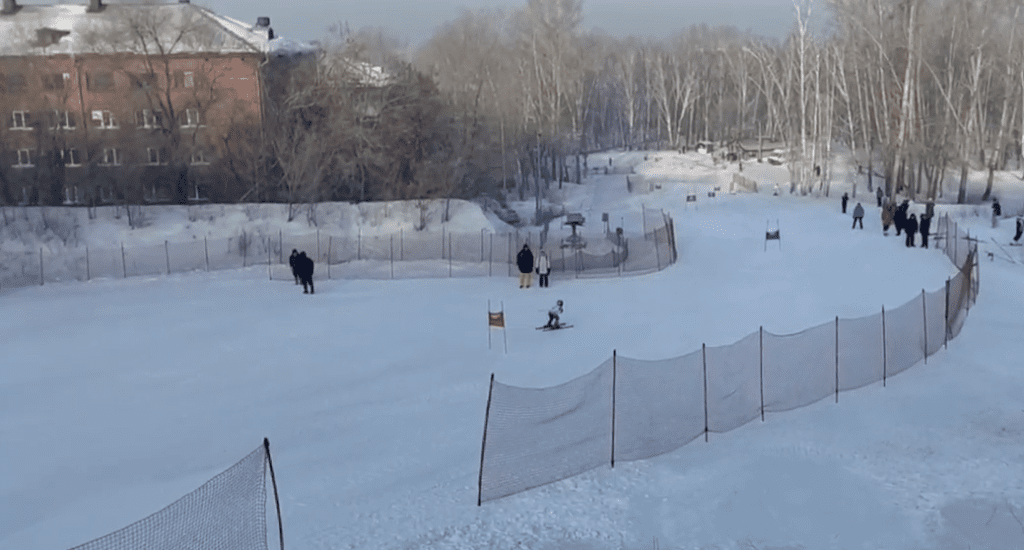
xmin=905 ymin=213 xmax=918 ymax=247
xmin=289 ymin=249 xmax=300 ymax=284
xmin=894 ymin=200 xmax=909 ymax=236
xmin=841 ymin=192 xmax=849 ymax=214
xmin=919 ymin=213 xmax=932 ymax=248
xmin=1015 ymin=217 xmax=1024 ymax=243
xmin=875 ymin=186 xmax=884 ymax=207
xmin=516 ymin=244 xmax=534 ymax=288
xmin=295 ymin=251 xmax=315 ymax=294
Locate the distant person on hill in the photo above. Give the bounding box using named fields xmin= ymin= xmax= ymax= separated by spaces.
xmin=852 ymin=202 xmax=864 ymax=229
xmin=536 ymin=249 xmax=551 ymax=288
xmin=289 ymin=249 xmax=300 ymax=284
xmin=882 ymin=202 xmax=894 ymax=234
xmin=992 ymin=198 xmax=1002 ymax=227
xmin=842 ymin=192 xmax=849 ymax=214
xmin=295 ymin=251 xmax=314 ymax=294
xmin=876 ymin=186 xmax=884 ymax=207
xmin=516 ymin=243 xmax=534 ymax=289
xmin=905 ymin=213 xmax=919 ymax=247
xmin=919 ymin=213 xmax=932 ymax=249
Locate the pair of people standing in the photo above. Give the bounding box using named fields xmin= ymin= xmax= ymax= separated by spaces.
xmin=516 ymin=243 xmax=552 ymax=288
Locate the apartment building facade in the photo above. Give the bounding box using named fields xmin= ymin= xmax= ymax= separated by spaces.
xmin=0 ymin=0 xmax=310 ymax=205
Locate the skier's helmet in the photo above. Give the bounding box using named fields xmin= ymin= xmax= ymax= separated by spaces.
xmin=557 ymin=300 xmax=563 ymax=306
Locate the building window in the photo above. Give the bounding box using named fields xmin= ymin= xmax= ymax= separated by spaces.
xmin=14 ymin=149 xmax=34 ymax=168
xmin=183 ymin=71 xmax=194 ymax=88
xmin=190 ymin=149 xmax=210 ymax=165
xmin=100 ymin=147 xmax=121 ymax=166
xmin=135 ymin=109 xmax=163 ymax=129
xmin=180 ymin=109 xmax=200 ymax=127
xmin=87 ymin=72 xmax=114 ymax=91
xmin=62 ymin=148 xmax=82 ymax=167
xmin=173 ymin=71 xmax=196 ymax=88
xmin=130 ymin=72 xmax=158 ymax=90
xmin=3 ymin=73 xmax=27 ymax=93
xmin=42 ymin=73 xmax=66 ymax=90
xmin=146 ymin=147 xmax=168 ymax=165
xmin=51 ymin=110 xmax=76 ymax=130
xmin=92 ymin=110 xmax=117 ymax=129
xmin=11 ymin=110 xmax=32 ymax=129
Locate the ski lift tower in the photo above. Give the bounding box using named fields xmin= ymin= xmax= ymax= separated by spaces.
xmin=561 ymin=213 xmax=587 ymax=249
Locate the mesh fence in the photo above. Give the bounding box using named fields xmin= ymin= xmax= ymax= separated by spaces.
xmin=478 ymin=214 xmax=978 ymax=503
xmin=2 ymin=215 xmax=675 ymax=291
xmin=68 ymin=442 xmax=271 ymax=550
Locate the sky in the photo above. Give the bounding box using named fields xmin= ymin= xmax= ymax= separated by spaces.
xmin=2 ymin=149 xmax=1024 ymax=550
xmin=13 ymin=0 xmax=818 ymax=48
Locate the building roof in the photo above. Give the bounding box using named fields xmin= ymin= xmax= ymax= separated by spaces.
xmin=0 ymin=1 xmax=314 ymax=57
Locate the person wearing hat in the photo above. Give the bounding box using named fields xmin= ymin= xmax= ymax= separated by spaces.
xmin=544 ymin=299 xmax=564 ymax=329
xmin=536 ymin=249 xmax=551 ymax=287
xmin=851 ymin=202 xmax=864 ymax=229
xmin=516 ymin=243 xmax=534 ymax=288
xmin=289 ymin=249 xmax=300 ymax=284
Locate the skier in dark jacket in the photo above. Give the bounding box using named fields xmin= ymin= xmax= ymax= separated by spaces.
xmin=516 ymin=244 xmax=534 ymax=288
xmin=905 ymin=213 xmax=919 ymax=247
xmin=1015 ymin=217 xmax=1024 ymax=243
xmin=295 ymin=251 xmax=315 ymax=294
xmin=851 ymin=202 xmax=864 ymax=229
xmin=919 ymin=213 xmax=932 ymax=248
xmin=289 ymin=249 xmax=300 ymax=284
xmin=875 ymin=186 xmax=884 ymax=207
xmin=841 ymin=192 xmax=849 ymax=214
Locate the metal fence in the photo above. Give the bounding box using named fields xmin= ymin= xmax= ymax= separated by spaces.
xmin=0 ymin=215 xmax=676 ymax=291
xmin=477 ymin=214 xmax=977 ymax=504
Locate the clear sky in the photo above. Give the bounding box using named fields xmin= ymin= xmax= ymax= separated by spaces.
xmin=193 ymin=0 xmax=815 ymax=47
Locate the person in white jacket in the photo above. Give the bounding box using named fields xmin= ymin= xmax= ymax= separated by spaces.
xmin=536 ymin=249 xmax=552 ymax=287
xmin=544 ymin=300 xmax=563 ymax=329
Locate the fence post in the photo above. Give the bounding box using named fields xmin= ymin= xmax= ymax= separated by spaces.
xmin=86 ymin=245 xmax=91 ymax=281
xmin=316 ymin=229 xmax=320 ymax=260
xmin=327 ymin=236 xmax=332 ymax=280
xmin=702 ymin=343 xmax=709 ymax=442
xmin=358 ymin=229 xmax=361 ymax=261
xmin=477 ymin=373 xmax=495 ymax=507
xmin=279 ymin=229 xmax=283 ymax=264
xmin=921 ymin=289 xmax=927 ymax=364
xmin=449 ymin=233 xmax=453 ymax=277
xmin=944 ymin=278 xmax=950 ymax=348
xmin=654 ymin=232 xmax=662 ymax=270
xmin=204 ymin=236 xmax=210 ymax=272
xmin=611 ymin=350 xmax=617 ymax=468
xmin=489 ymin=233 xmax=493 ymax=277
xmin=263 ymin=438 xmax=285 ymax=550
xmin=642 ymin=204 xmax=647 ymax=238
xmin=508 ymin=233 xmax=512 ymax=277
xmin=759 ymin=326 xmax=765 ymax=421
xmin=400 ymin=228 xmax=404 ymax=261
xmin=39 ymin=248 xmax=44 ymax=285
xmin=881 ymin=305 xmax=887 ymax=387
xmin=442 ymin=226 xmax=446 ymax=259
xmin=390 ymin=235 xmax=394 ymax=279
xmin=242 ymin=237 xmax=247 ymax=267
xmin=481 ymin=228 xmax=485 ymax=262
xmin=121 ymin=242 xmax=127 ymax=278
xmin=835 ymin=316 xmax=839 ymax=403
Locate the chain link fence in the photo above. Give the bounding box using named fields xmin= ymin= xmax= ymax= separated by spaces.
xmin=0 ymin=215 xmax=675 ymax=291
xmin=477 ymin=214 xmax=977 ymax=504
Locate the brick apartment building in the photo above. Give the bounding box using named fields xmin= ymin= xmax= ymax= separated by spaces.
xmin=0 ymin=0 xmax=312 ymax=206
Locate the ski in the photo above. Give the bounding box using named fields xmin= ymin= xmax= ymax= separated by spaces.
xmin=536 ymin=324 xmax=573 ymax=331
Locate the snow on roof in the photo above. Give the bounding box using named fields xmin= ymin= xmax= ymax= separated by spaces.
xmin=0 ymin=1 xmax=315 ymax=57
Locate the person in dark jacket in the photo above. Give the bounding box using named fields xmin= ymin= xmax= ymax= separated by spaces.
xmin=1015 ymin=217 xmax=1024 ymax=243
xmin=894 ymin=200 xmax=909 ymax=236
xmin=841 ymin=192 xmax=849 ymax=214
xmin=992 ymin=198 xmax=1002 ymax=227
xmin=516 ymin=244 xmax=534 ymax=288
xmin=289 ymin=249 xmax=300 ymax=284
xmin=295 ymin=251 xmax=315 ymax=294
xmin=851 ymin=202 xmax=864 ymax=229
xmin=919 ymin=213 xmax=932 ymax=248
xmin=876 ymin=186 xmax=884 ymax=207
xmin=905 ymin=213 xmax=918 ymax=247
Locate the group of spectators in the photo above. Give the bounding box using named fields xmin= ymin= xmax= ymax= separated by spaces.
xmin=515 ymin=243 xmax=552 ymax=288
xmin=842 ymin=190 xmax=933 ymax=248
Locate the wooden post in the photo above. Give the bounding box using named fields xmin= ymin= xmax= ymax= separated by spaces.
xmin=279 ymin=229 xmax=283 ymax=264
xmin=759 ymin=326 xmax=765 ymax=421
xmin=165 ymin=240 xmax=170 ymax=274
xmin=204 ymin=236 xmax=210 ymax=272
xmin=121 ymin=242 xmax=126 ymax=278
xmin=390 ymin=235 xmax=394 ymax=279
xmin=835 ymin=316 xmax=839 ymax=403
xmin=358 ymin=229 xmax=361 ymax=261
xmin=477 ymin=373 xmax=495 ymax=506
xmin=611 ymin=350 xmax=617 ymax=468
xmin=327 ymin=236 xmax=332 ymax=280
xmin=449 ymin=233 xmax=453 ymax=277
xmin=86 ymin=245 xmax=91 ymax=281
xmin=267 ymin=238 xmax=272 ymax=280
xmin=881 ymin=305 xmax=887 ymax=387
xmin=489 ymin=233 xmax=493 ymax=277
xmin=702 ymin=343 xmax=709 ymax=442
xmin=263 ymin=438 xmax=285 ymax=550
xmin=39 ymin=248 xmax=44 ymax=286
xmin=400 ymin=228 xmax=404 ymax=261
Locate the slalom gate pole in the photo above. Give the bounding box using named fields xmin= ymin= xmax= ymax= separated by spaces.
xmin=121 ymin=242 xmax=126 ymax=278
xmin=611 ymin=350 xmax=617 ymax=468
xmin=478 ymin=373 xmax=495 ymax=506
xmin=835 ymin=316 xmax=839 ymax=403
xmin=165 ymin=240 xmax=170 ymax=275
xmin=263 ymin=438 xmax=285 ymax=550
xmin=204 ymin=237 xmax=209 ymax=272
xmin=702 ymin=343 xmax=709 ymax=442
xmin=86 ymin=245 xmax=91 ymax=281
xmin=881 ymin=305 xmax=887 ymax=387
xmin=39 ymin=248 xmax=44 ymax=286
xmin=922 ymin=290 xmax=927 ymax=364
xmin=759 ymin=326 xmax=765 ymax=421
xmin=944 ymin=278 xmax=950 ymax=348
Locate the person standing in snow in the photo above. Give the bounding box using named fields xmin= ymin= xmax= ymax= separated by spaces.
xmin=289 ymin=249 xmax=300 ymax=284
xmin=894 ymin=200 xmax=909 ymax=236
xmin=992 ymin=198 xmax=1002 ymax=227
xmin=919 ymin=213 xmax=932 ymax=249
xmin=1015 ymin=217 xmax=1024 ymax=244
xmin=842 ymin=192 xmax=849 ymax=214
xmin=851 ymin=202 xmax=864 ymax=229
xmin=536 ymin=249 xmax=551 ymax=288
xmin=544 ymin=299 xmax=564 ymax=329
xmin=295 ymin=251 xmax=315 ymax=294
xmin=881 ymin=202 xmax=894 ymax=234
xmin=876 ymin=186 xmax=884 ymax=207
xmin=905 ymin=213 xmax=919 ymax=247
xmin=516 ymin=243 xmax=534 ymax=288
